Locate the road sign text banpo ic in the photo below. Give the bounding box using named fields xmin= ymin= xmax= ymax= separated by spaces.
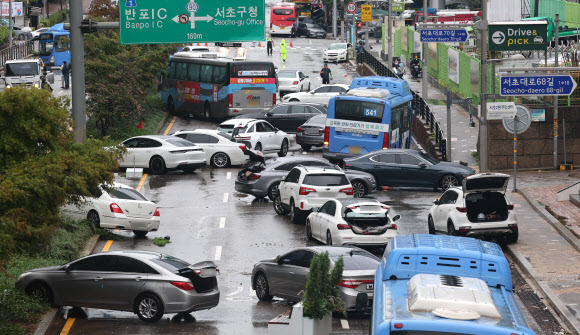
xmin=120 ymin=0 xmax=265 ymax=44
xmin=488 ymin=22 xmax=547 ymax=51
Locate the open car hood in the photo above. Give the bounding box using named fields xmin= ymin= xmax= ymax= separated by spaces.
xmin=462 ymin=173 xmax=510 ymax=194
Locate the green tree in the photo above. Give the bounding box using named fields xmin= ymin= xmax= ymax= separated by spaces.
xmin=0 ymin=88 xmax=124 ymax=260
xmin=87 ymin=0 xmax=119 ymax=21
xmin=302 ymin=252 xmax=345 ymax=319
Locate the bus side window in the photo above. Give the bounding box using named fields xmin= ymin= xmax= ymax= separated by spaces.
xmin=213 ymin=66 xmax=227 ymax=84
xmin=176 ymin=62 xmax=188 ymax=80
xmin=391 ymin=106 xmax=401 ymax=135
xmin=200 ymin=65 xmax=213 ymax=83
xmin=188 ymin=63 xmax=200 ymax=82
xmin=167 ymin=62 xmax=177 ymax=79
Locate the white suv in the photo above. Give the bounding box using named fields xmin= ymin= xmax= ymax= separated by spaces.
xmin=427 ymin=173 xmax=518 ymax=243
xmin=274 ymin=166 xmax=354 ymax=224
xmin=224 ymin=119 xmax=290 ymax=157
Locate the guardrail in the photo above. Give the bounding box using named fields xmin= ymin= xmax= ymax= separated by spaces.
xmin=356 ymin=50 xmax=447 ymax=161
xmin=0 ymin=41 xmax=35 ymax=68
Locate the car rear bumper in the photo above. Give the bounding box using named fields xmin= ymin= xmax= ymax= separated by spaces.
xmin=340 ymin=289 xmax=373 ymax=311
xmin=461 ymin=227 xmax=518 ymax=238
xmin=165 ymin=288 xmax=220 ymax=313
xmin=235 ymin=180 xmax=268 ymax=198
xmin=278 ymin=85 xmax=302 ymax=93
xmin=100 ymin=215 xmax=160 ymax=231
xmin=296 ymin=133 xmax=323 ymax=146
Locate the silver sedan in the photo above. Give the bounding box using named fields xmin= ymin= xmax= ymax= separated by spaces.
xmin=16 ymin=251 xmax=220 ymax=322
xmin=251 ymin=246 xmax=379 ymax=312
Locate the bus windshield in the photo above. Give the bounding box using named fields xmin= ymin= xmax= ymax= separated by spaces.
xmin=273 ymin=8 xmax=294 ymax=16
xmin=334 ymin=100 xmax=384 ymax=123
xmin=5 ymin=63 xmax=38 ymax=77
xmin=55 ymin=35 xmax=70 ymax=52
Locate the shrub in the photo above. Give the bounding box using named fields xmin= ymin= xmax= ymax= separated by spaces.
xmin=302 ymin=252 xmax=346 ymax=319
xmin=40 ymin=10 xmax=69 ymax=28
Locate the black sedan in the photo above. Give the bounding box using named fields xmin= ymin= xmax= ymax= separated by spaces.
xmin=236 ymin=103 xmax=327 ymax=133
xmin=296 ymin=23 xmax=327 ymax=39
xmin=296 ymin=114 xmax=326 ymax=151
xmin=344 ymin=149 xmax=476 ymax=190
xmin=357 ymin=26 xmax=382 ymax=39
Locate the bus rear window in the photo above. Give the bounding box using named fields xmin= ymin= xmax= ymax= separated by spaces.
xmin=273 ymin=9 xmax=293 ymax=15
xmin=334 ymin=100 xmax=384 ymax=122
xmin=230 ymin=63 xmax=275 ymax=78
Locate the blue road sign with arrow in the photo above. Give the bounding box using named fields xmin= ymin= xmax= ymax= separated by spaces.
xmin=500 ymin=74 xmax=577 ymax=96
xmin=420 ymin=29 xmax=468 ymax=43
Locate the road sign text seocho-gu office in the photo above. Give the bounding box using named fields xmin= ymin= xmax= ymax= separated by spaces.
xmin=488 ymin=22 xmax=548 ymax=51
xmin=120 ymin=0 xmax=265 ymax=44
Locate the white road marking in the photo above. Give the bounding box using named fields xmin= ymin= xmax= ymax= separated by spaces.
xmin=250 ymin=288 xmax=256 ymax=296
xmin=226 ymin=286 xmax=243 ymax=297
xmin=223 ymin=193 xmax=229 ymax=202
xmin=219 ymin=217 xmax=226 ymax=228
xmin=226 ymin=172 xmax=232 ymax=180
xmin=341 ymin=319 xmax=350 ymax=329
xmin=214 ymin=246 xmax=222 ymax=260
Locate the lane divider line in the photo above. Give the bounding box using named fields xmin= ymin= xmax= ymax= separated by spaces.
xmin=223 ymin=193 xmax=229 ymax=203
xmin=102 ymin=240 xmax=113 ymax=252
xmin=219 ymin=217 xmax=226 ymax=228
xmin=341 ymin=319 xmax=350 ymax=329
xmin=135 ymin=173 xmax=148 ymax=192
xmin=163 ymin=116 xmax=177 ymax=135
xmin=226 ymin=172 xmax=231 ymax=180
xmin=59 ymin=317 xmax=76 ymax=335
xmin=214 ymin=246 xmax=222 ymax=261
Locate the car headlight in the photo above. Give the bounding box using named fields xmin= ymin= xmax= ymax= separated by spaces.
xmin=6 ymin=84 xmax=11 ymax=88
xmin=34 ymin=82 xmax=40 ymax=88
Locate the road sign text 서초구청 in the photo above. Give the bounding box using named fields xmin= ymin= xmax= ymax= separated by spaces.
xmin=488 ymin=22 xmax=547 ymax=51
xmin=500 ymin=74 xmax=577 ymax=96
xmin=420 ymin=29 xmax=468 ymax=43
xmin=120 ymin=0 xmax=265 ymax=44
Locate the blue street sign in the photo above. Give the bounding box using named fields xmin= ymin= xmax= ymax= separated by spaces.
xmin=419 ymin=29 xmax=468 ymax=43
xmin=500 ymin=74 xmax=578 ymax=96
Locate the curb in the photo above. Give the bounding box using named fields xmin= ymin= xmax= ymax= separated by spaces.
xmin=32 ymin=234 xmax=101 ymax=335
xmin=518 ymin=189 xmax=580 ymax=253
xmin=506 ymin=246 xmax=580 ymax=335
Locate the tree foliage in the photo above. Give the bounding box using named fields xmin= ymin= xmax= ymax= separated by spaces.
xmin=87 ymin=0 xmax=119 ymax=21
xmin=0 ymin=88 xmax=123 ymax=260
xmin=302 ymin=252 xmax=345 ymax=319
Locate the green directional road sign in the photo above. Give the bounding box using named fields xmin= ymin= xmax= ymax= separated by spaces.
xmin=488 ymin=21 xmax=548 ymax=52
xmin=120 ymin=0 xmax=266 ymax=45
xmin=391 ymin=1 xmax=405 ymax=12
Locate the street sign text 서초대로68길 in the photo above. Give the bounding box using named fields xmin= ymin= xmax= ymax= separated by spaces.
xmin=500 ymin=74 xmax=577 ymax=96
xmin=420 ymin=29 xmax=468 ymax=43
xmin=120 ymin=0 xmax=265 ymax=45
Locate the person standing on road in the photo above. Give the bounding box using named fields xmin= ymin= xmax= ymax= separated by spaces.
xmin=61 ymin=61 xmax=70 ymax=89
xmin=320 ymin=63 xmax=332 ymax=84
xmin=280 ymin=39 xmax=287 ymax=62
xmin=267 ymin=34 xmax=274 ymax=55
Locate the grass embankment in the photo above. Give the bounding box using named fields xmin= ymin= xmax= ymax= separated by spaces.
xmin=0 ymin=218 xmax=95 ymax=335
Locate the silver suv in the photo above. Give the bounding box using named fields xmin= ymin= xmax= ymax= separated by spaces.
xmin=274 ymin=165 xmax=353 ymax=224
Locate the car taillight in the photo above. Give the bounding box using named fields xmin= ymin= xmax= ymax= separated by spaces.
xmin=337 ymin=223 xmax=350 ymax=230
xmin=153 ymin=208 xmax=160 ymax=216
xmin=170 ymin=281 xmax=195 ymax=291
xmin=382 ymin=132 xmax=389 ymax=150
xmin=239 ymin=145 xmax=247 ymax=151
xmin=228 ymin=94 xmax=233 ymax=108
xmin=340 ymin=187 xmax=354 ymax=195
xmin=238 ymin=136 xmax=251 ymax=141
xmin=382 ymin=205 xmax=390 ymax=210
xmin=270 ymin=23 xmax=273 ymax=29
xmin=338 ymin=279 xmax=373 ymax=289
xmin=456 ymin=207 xmax=467 ymax=213
xmin=323 ymin=127 xmax=329 ymax=148
xmin=299 ymin=187 xmax=317 ymax=195
xmin=297 ymin=127 xmax=304 ymax=132
xmin=507 ymin=204 xmax=514 ymax=210
xmin=273 ymin=93 xmax=277 ymax=106
xmin=389 ymin=224 xmax=398 ymax=230
xmin=293 ymin=81 xmax=299 ymax=85
xmin=110 ymin=203 xmax=124 ymax=214
xmin=250 ymin=174 xmax=261 ymax=180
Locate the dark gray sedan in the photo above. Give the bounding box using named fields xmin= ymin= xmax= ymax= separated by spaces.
xmin=16 ymin=251 xmax=220 ymax=322
xmin=296 ymin=114 xmax=326 ymax=151
xmin=235 ymin=156 xmax=377 ymax=200
xmin=251 ymin=246 xmax=379 ymax=312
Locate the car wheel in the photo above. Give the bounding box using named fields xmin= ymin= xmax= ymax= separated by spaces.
xmin=428 ymin=215 xmax=436 ymax=234
xmin=149 ymin=156 xmax=167 ymax=175
xmin=506 ymin=227 xmax=519 ymax=243
xmin=301 ymin=145 xmax=311 ymax=151
xmin=351 ymin=181 xmax=366 ymax=198
xmin=133 ymin=230 xmax=148 ymax=237
xmin=267 ymin=182 xmax=280 ymax=201
xmin=166 ymin=97 xmax=175 ymax=115
xmin=204 ymin=102 xmax=212 ymax=120
xmin=87 ymin=210 xmax=100 ymax=229
xmin=326 ymin=230 xmax=332 ymax=245
xmin=306 ymin=220 xmax=314 ymax=241
xmin=211 ymin=152 xmax=230 ymax=168
xmin=289 ymin=199 xmax=302 ymax=224
xmin=274 ymin=196 xmax=289 ymax=215
xmin=135 ymin=293 xmax=164 ymax=323
xmin=26 ymin=282 xmax=52 ymax=304
xmin=447 ymin=221 xmax=457 ymax=236
xmin=254 ymin=273 xmax=273 ymax=301
xmin=440 ymin=175 xmax=460 ymax=190
xmin=289 ymin=98 xmax=299 ymax=102
xmin=254 ymin=142 xmax=263 ymax=152
xmin=277 ymin=139 xmax=288 ymax=157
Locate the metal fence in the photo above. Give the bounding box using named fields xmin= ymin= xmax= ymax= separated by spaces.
xmin=356 ymin=50 xmax=447 ymax=161
xmin=0 ymin=41 xmax=35 ymax=68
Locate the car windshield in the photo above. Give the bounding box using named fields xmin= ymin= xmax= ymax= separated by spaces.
xmin=166 ymin=138 xmax=195 ymax=147
xmin=277 ymin=71 xmax=297 ymax=78
xmin=108 ymin=187 xmax=148 ymax=201
xmin=306 ymin=23 xmax=317 ymax=28
xmin=217 ymin=132 xmax=234 ymax=141
xmin=418 ymin=152 xmax=439 ymax=164
xmin=329 ymin=44 xmax=346 ymax=50
xmin=303 ymin=174 xmax=349 ymax=186
xmin=150 ymin=255 xmax=190 ymax=273
xmin=5 ymin=63 xmax=38 ymax=76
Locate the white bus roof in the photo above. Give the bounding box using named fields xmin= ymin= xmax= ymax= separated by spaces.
xmin=344 ymin=88 xmax=391 ymax=99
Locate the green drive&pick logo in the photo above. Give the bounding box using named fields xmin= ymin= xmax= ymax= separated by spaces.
xmin=492 ymin=31 xmax=505 ymax=44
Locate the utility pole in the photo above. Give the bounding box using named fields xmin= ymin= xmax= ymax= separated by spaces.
xmin=553 ymin=13 xmax=559 ymax=168
xmin=333 ymin=0 xmax=337 ymax=38
xmin=533 ymin=0 xmax=539 ymax=17
xmin=478 ymin=0 xmax=489 ymax=172
xmin=8 ymin=0 xmax=13 ymax=46
xmin=422 ymin=0 xmax=428 ymax=103
xmin=387 ymin=0 xmax=393 ymax=67
xmin=70 ymin=0 xmax=86 ymax=142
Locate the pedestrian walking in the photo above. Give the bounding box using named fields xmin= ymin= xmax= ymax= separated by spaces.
xmin=61 ymin=61 xmax=70 ymax=89
xmin=320 ymin=63 xmax=332 ymax=85
xmin=280 ymin=39 xmax=287 ymax=62
xmin=267 ymin=34 xmax=274 ymax=55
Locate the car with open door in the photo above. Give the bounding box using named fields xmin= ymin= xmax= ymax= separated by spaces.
xmin=427 ymin=173 xmax=518 ymax=243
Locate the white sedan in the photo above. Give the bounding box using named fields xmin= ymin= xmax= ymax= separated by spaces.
xmin=61 ymin=182 xmax=160 ymax=236
xmin=277 ymin=69 xmax=311 ymax=96
xmin=219 ymin=118 xmax=290 ymax=157
xmin=281 ymin=84 xmax=349 ymax=104
xmin=306 ymin=199 xmax=400 ymax=247
xmin=119 ymin=135 xmax=206 ymax=174
xmin=172 ymin=129 xmax=249 ymax=168
xmin=323 ymin=43 xmax=351 ymax=63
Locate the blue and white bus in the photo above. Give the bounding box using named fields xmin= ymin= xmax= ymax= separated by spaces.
xmin=323 ymin=76 xmax=414 ymax=162
xmin=158 ymin=52 xmax=277 ymax=119
xmin=38 ymin=23 xmax=70 ymax=67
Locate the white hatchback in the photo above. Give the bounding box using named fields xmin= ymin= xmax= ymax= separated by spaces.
xmin=220 ymin=119 xmax=290 ymax=156
xmin=173 ymin=129 xmax=249 ymax=167
xmin=427 ymin=173 xmax=518 ymax=243
xmin=306 ymin=199 xmax=400 ymax=247
xmin=61 ymin=182 xmax=160 ymax=236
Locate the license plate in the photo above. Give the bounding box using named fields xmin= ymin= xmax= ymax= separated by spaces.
xmin=247 ymin=100 xmax=259 ymax=107
xmin=280 ymin=26 xmax=285 ymax=30
xmin=366 ymin=283 xmax=374 ymax=290
xmin=306 ymin=128 xmax=320 ymax=135
xmin=349 ymin=146 xmax=362 ymax=154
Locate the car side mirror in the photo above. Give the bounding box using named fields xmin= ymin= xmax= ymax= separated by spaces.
xmin=275 ymin=255 xmax=281 ymax=263
xmin=433 ymin=199 xmax=440 ymax=205
xmin=266 ymin=112 xmax=273 ymax=117
xmin=419 ymin=162 xmax=427 ymax=168
xmin=63 ymin=264 xmax=71 ymax=272
xmin=392 ymin=214 xmax=401 ymax=222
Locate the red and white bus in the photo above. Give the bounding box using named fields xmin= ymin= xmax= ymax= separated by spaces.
xmin=270 ymin=3 xmax=298 ymax=36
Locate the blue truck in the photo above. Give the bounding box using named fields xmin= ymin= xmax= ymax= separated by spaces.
xmin=371 ymin=234 xmax=535 ymax=335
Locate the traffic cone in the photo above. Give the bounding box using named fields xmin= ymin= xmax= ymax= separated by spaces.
xmin=137 ymin=120 xmax=144 ymax=129
xmin=290 ymin=39 xmax=293 ymax=47
xmin=205 ymin=42 xmax=208 ymax=46
xmin=258 ymin=41 xmax=262 ymax=47
xmin=197 ymin=43 xmax=200 ymax=46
